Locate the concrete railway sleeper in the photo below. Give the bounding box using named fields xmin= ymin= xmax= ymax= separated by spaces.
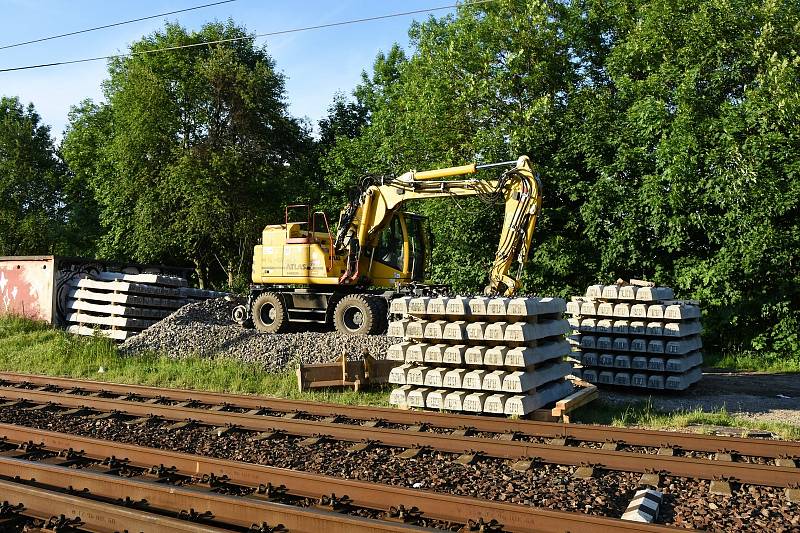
xmin=0 ymin=387 xmax=797 ymax=489
xmin=0 ymin=423 xmax=677 ymax=533
xmin=0 ymin=372 xmax=797 ymax=460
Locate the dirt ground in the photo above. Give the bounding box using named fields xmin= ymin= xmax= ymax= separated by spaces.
xmin=602 ymin=371 xmax=800 ymax=427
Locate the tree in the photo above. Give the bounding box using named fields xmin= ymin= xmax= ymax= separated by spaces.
xmin=63 ymin=20 xmax=311 ymax=288
xmin=0 ymin=96 xmax=66 ymax=255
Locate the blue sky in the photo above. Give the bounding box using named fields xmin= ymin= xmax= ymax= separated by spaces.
xmin=0 ymin=0 xmax=453 ymax=140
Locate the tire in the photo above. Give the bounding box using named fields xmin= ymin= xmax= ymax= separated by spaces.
xmin=333 ymin=294 xmax=383 ymax=335
xmin=251 ymin=292 xmax=288 ymax=333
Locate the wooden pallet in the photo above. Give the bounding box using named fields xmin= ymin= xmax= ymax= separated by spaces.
xmin=297 ymin=353 xmax=395 ymax=392
xmin=527 ymin=377 xmax=598 ymax=422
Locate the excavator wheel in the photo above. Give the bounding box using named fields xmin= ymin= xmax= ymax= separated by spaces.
xmin=252 ymin=292 xmax=288 ymax=334
xmin=333 ymin=294 xmax=384 ymax=335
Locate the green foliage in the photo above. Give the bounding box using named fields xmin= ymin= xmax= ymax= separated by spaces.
xmin=62 ymin=21 xmax=311 ymax=288
xmin=317 ymin=0 xmax=800 ymax=357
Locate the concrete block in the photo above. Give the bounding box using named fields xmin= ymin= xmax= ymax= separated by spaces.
xmin=405 ymin=320 xmax=428 ymax=339
xmin=406 ymin=366 xmax=430 ymax=386
xmin=602 ymin=285 xmax=622 ymax=299
xmin=595 ymin=319 xmax=613 ymax=334
xmin=636 ymin=286 xmax=674 ymax=301
xmin=621 ymin=488 xmax=662 ymax=523
xmin=568 ymin=317 xmax=581 ymax=330
xmin=389 ymin=385 xmax=413 ymax=406
xmin=585 ymin=285 xmax=605 ymax=298
xmin=662 ymin=320 xmax=702 ymax=337
xmin=463 ymin=369 xmax=488 ymax=390
xmin=599 ymin=371 xmax=614 ymax=385
xmin=502 ymin=362 xmax=571 ymax=393
xmin=664 ymin=303 xmax=701 ymax=320
xmin=426 ymin=297 xmax=450 ymax=317
xmin=443 ymin=368 xmax=468 ymax=388
xmin=443 ymin=345 xmax=468 ymax=365
xmin=407 ymin=387 xmax=431 ymax=408
xmin=468 ymin=296 xmax=491 ymax=316
xmin=647 ymin=304 xmax=667 ymax=319
xmin=66 ymin=312 xmax=156 ymax=329
xmin=483 ymin=370 xmax=509 ymax=391
xmin=390 ymin=296 xmax=412 ymax=315
xmin=423 ymin=344 xmax=447 ymax=364
xmin=442 ymin=321 xmax=469 ymax=341
xmin=405 ymin=343 xmax=428 ymax=363
xmin=647 ymin=358 xmax=665 ymax=371
xmin=424 ymin=367 xmax=449 ymax=388
xmin=483 ymin=394 xmax=511 ymax=414
xmin=665 ymin=335 xmax=703 ymax=355
xmin=504 ymin=319 xmax=570 ymax=343
xmin=581 ymin=352 xmax=598 ymax=367
xmin=387 ymin=342 xmax=412 ymax=361
xmin=66 ymin=299 xmax=170 ymax=319
xmin=93 ymin=271 xmax=187 ymax=287
xmin=597 ymin=302 xmax=615 ymax=316
xmin=504 ymin=380 xmax=573 ymax=416
xmin=596 ymin=336 xmax=613 ymax=350
xmin=507 ymin=296 xmax=566 ymax=317
xmin=580 ymin=301 xmax=599 ymax=316
xmin=647 ymin=340 xmax=665 ymax=354
xmin=629 ymin=321 xmax=647 ymax=335
xmin=463 ymin=392 xmax=488 ymax=413
xmin=581 ymin=335 xmax=596 ymax=349
xmin=389 ymin=364 xmax=414 ymax=385
xmin=425 ymin=389 xmax=448 ymax=410
xmin=618 ymin=285 xmax=639 ymax=300
xmin=582 ymin=369 xmax=598 ymax=383
xmin=613 ymin=337 xmax=630 ymax=351
xmin=387 ymin=319 xmax=409 ymax=337
xmin=614 ymin=372 xmax=631 ymax=386
xmin=443 ymin=391 xmax=467 ymax=411
xmin=465 ymin=346 xmax=488 ymax=365
xmin=613 ymin=303 xmax=631 ymax=318
xmin=484 ymin=346 xmax=509 ymax=366
xmin=579 ymin=318 xmax=597 ymax=332
xmin=615 ymin=355 xmax=631 ymax=369
xmin=566 ymin=298 xmax=585 ymax=316
xmin=599 ymin=353 xmax=615 ymax=367
xmin=423 ymin=320 xmax=448 ymax=339
xmin=630 ymin=338 xmax=647 ymax=352
xmin=504 ymin=340 xmax=571 ymax=367
xmin=483 ymin=322 xmax=508 ymax=341
xmin=646 ymin=321 xmax=664 ymax=336
xmin=630 ymin=304 xmax=648 ymax=318
xmin=632 ymin=356 xmax=648 ymax=370
xmin=66 ymin=325 xmax=132 ymax=341
xmin=631 ymin=373 xmax=648 ymax=387
xmin=613 ymin=320 xmax=630 ymax=335
xmin=445 ymin=296 xmax=471 ymax=317
xmin=666 ymin=351 xmax=703 ymax=372
xmin=647 ymin=375 xmax=665 ymax=389
xmin=408 ymin=297 xmax=431 ymax=316
xmin=74 ymin=278 xmax=182 ymax=297
xmin=466 ymin=321 xmax=490 ymax=341
xmin=486 ymin=297 xmax=512 ymax=318
xmin=665 ymin=366 xmax=702 ymax=390
xmin=69 ymin=288 xmax=186 ymax=309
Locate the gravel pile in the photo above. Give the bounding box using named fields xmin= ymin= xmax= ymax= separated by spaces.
xmin=121 ymin=297 xmax=400 ymax=372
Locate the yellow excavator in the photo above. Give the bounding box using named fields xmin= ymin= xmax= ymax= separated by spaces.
xmin=233 ymin=155 xmax=542 ymax=334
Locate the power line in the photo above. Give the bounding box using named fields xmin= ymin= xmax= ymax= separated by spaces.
xmin=0 ymin=0 xmax=238 ymax=51
xmin=0 ymin=1 xmax=494 ymax=73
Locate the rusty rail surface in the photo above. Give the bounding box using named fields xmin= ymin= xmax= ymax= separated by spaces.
xmin=0 ymin=387 xmax=797 ymax=488
xmin=0 ymin=371 xmax=796 ymax=458
xmin=0 ymin=423 xmax=678 ymax=533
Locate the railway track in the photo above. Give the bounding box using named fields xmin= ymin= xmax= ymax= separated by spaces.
xmin=0 ymin=372 xmax=798 ymax=530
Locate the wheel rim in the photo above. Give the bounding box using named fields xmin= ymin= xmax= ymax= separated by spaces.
xmin=260 ymin=303 xmax=276 ymax=325
xmin=342 ymin=306 xmax=364 ymax=332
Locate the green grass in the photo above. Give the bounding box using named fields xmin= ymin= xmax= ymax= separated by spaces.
xmin=703 ymin=351 xmax=800 ymax=373
xmin=0 ymin=315 xmax=389 ymax=406
xmin=572 ymin=398 xmax=800 ymax=440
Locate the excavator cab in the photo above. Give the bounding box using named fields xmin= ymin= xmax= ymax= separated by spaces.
xmin=363 ymin=212 xmax=431 ymax=286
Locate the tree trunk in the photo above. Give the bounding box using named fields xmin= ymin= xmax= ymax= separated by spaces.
xmin=193 ymin=258 xmax=207 ymax=289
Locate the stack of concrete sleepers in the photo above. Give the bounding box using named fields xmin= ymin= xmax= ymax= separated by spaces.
xmin=566 ymin=282 xmax=703 ymax=390
xmin=66 ymin=272 xmax=224 ymax=341
xmin=387 ymin=295 xmax=574 ymax=417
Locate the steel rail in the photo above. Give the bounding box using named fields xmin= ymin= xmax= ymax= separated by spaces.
xmin=0 ymin=455 xmax=430 ymax=533
xmin=0 ymin=478 xmax=234 ymax=532
xmin=0 ymin=422 xmax=679 ymax=533
xmin=1 ymin=387 xmax=797 ymax=487
xmin=1 ymin=371 xmax=796 ymax=458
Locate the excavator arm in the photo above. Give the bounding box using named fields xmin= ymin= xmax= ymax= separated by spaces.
xmin=334 ymin=155 xmax=542 ymax=296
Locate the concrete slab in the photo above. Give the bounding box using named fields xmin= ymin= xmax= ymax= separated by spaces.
xmin=630 ymin=304 xmax=648 ymax=318
xmin=406 ymin=387 xmax=431 ymax=408
xmin=406 ymin=366 xmax=431 ymax=386
xmin=501 ymin=362 xmax=571 ymax=393
xmin=630 ymin=338 xmax=647 ymax=352
xmin=93 ymin=271 xmax=187 ymax=287
xmin=66 ymin=325 xmax=132 ymax=341
xmin=484 ymin=346 xmax=509 ymax=366
xmin=647 ymin=340 xmax=665 ymax=354
xmin=666 ymin=351 xmax=703 ymax=372
xmin=69 ymin=288 xmax=186 ymax=309
xmin=423 ymin=344 xmax=447 ymax=364
xmin=581 ymin=352 xmax=598 ymax=367
xmin=443 ymin=368 xmax=468 ymax=388
xmin=568 ymin=317 xmax=581 ymax=330
xmin=443 ymin=390 xmax=467 ymax=411
xmin=442 ymin=321 xmax=469 ymax=341
xmin=579 ymin=318 xmax=597 ymax=332
xmin=468 ymin=296 xmax=491 ymax=316
xmin=389 ymin=385 xmax=413 ymax=407
xmin=67 ymin=299 xmax=170 ymax=319
xmin=66 ymin=312 xmax=156 ymax=329
xmin=443 ymin=345 xmax=468 ymax=365
xmin=599 ymin=353 xmax=615 ymax=367
xmin=486 ymin=297 xmax=512 ymax=318
xmin=647 ymin=304 xmax=666 ymax=319
xmin=504 ymin=319 xmax=570 ymax=343
xmin=483 ymin=370 xmax=509 ymax=391
xmin=582 ymin=369 xmax=598 ymax=383
xmin=636 ymin=286 xmax=674 ymax=301
xmin=629 ymin=321 xmax=647 ymax=335
xmin=596 ymin=302 xmax=614 ymax=317
xmin=664 ymin=303 xmax=701 ymax=320
xmin=585 ymin=284 xmax=605 ymax=298
xmin=465 ymin=346 xmax=488 ymax=365
xmin=463 ymin=369 xmax=488 ymax=390
xmin=408 ymin=297 xmax=431 ymax=316
xmin=647 ymin=358 xmax=665 ymax=371
xmin=619 ymin=285 xmax=639 ymax=300
xmin=615 ymin=355 xmax=631 ymax=369
xmin=665 ymin=335 xmax=703 ymax=355
xmin=602 ymin=285 xmax=622 ymax=299
xmin=484 ymin=322 xmax=509 ymax=341
xmin=580 ymin=301 xmax=599 ymax=316
xmin=647 ymin=375 xmax=665 ymax=389
xmin=466 ymin=321 xmax=489 ymax=341
xmin=613 ymin=337 xmax=630 ymax=351
xmin=445 ymin=296 xmax=471 ymax=317
xmin=405 ymin=343 xmax=428 ymax=363
xmin=566 ymin=298 xmax=586 ymax=316
xmin=389 ymin=364 xmax=414 ymax=385
xmin=504 ymin=380 xmax=573 ymax=416
xmin=423 ymin=320 xmax=448 ymax=339
xmin=389 ymin=296 xmax=412 ymax=315
xmin=73 ymin=278 xmax=182 ymax=297
xmin=507 ymin=296 xmax=566 ymax=317
xmin=463 ymin=392 xmax=488 ymax=413
xmin=613 ymin=303 xmax=631 ymax=318
xmin=386 ymin=342 xmax=412 ymax=361
xmin=663 ymin=320 xmax=702 ymax=337
xmin=483 ymin=394 xmax=510 ymax=414
xmin=425 ymin=389 xmax=448 ymax=410
xmin=596 ymin=336 xmax=613 ymax=350
xmin=646 ymin=321 xmax=664 ymax=336
xmin=426 ymin=297 xmax=450 ymax=318
xmin=665 ymin=367 xmax=702 ymax=390
xmin=632 ymin=373 xmax=648 ymax=387
xmin=632 ymin=356 xmax=648 ymax=370
xmin=596 ymin=319 xmax=613 ymax=333
xmin=614 ymin=372 xmax=631 ymax=386
xmin=387 ymin=319 xmax=410 ymax=338
xmin=423 ymin=367 xmax=448 ymax=388
xmin=504 ymin=340 xmax=571 ymax=367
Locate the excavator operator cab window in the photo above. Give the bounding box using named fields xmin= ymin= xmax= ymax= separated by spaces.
xmin=405 ymin=214 xmax=430 ymax=282
xmin=374 ymin=215 xmax=404 ymax=271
